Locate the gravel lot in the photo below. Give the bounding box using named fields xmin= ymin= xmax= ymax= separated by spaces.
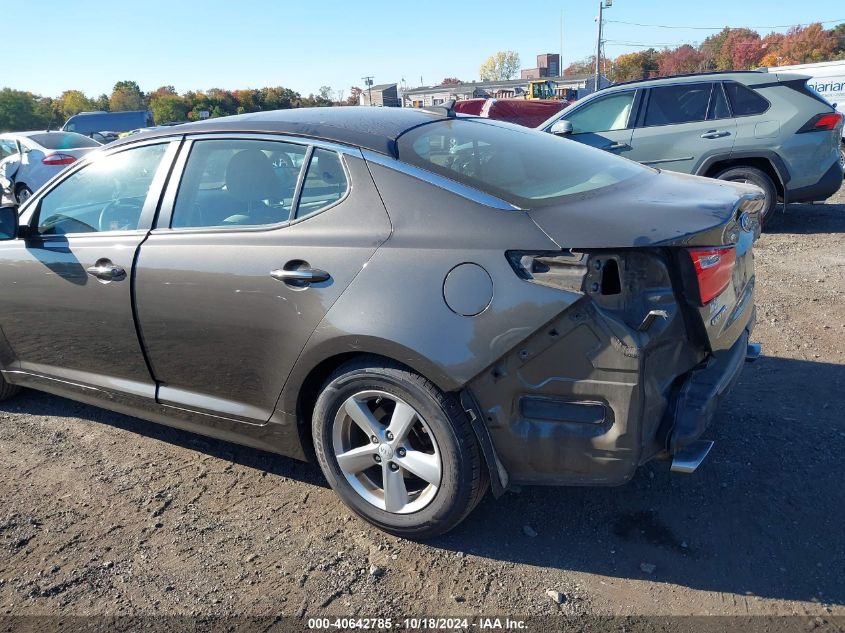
xmin=0 ymin=183 xmax=843 ymax=622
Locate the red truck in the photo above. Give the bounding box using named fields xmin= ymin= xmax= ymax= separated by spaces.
xmin=453 ymin=98 xmax=570 ymax=128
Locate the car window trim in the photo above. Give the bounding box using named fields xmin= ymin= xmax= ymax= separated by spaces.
xmin=153 ymin=133 xmax=358 ymax=234
xmin=23 ymin=137 xmax=183 ymax=240
xmin=706 ymin=82 xmax=733 ymax=120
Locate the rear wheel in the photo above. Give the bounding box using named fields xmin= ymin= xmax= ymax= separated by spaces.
xmin=714 ymin=166 xmax=777 ymax=223
xmin=0 ymin=375 xmax=21 ymax=402
xmin=15 ymin=185 xmax=32 ymax=205
xmin=311 ymin=358 xmax=487 ymax=539
xmin=839 ymin=141 xmax=844 ymax=174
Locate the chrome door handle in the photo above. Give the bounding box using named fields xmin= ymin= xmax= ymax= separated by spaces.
xmin=270 ymin=268 xmax=330 ymax=283
xmin=86 ymin=262 xmax=126 ymax=281
xmin=701 ymin=130 xmax=730 ymax=139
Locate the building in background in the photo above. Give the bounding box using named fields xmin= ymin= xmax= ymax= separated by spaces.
xmin=359 ymin=84 xmax=401 ymax=107
xmin=401 ymin=74 xmax=608 ymax=108
xmin=521 ymin=53 xmax=560 ymax=79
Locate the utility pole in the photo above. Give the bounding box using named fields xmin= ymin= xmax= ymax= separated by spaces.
xmin=595 ymin=0 xmax=611 ymax=93
xmin=362 ymin=76 xmax=374 ymax=106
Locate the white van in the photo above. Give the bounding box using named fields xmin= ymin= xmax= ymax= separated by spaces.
xmin=765 ymin=60 xmax=845 ymax=168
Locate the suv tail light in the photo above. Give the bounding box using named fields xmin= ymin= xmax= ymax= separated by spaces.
xmin=41 ymin=153 xmax=76 ymax=166
xmin=796 ymin=112 xmax=843 ymax=133
xmin=687 ymin=246 xmax=736 ymax=305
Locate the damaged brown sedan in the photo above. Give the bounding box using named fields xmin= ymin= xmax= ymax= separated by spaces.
xmin=0 ymin=106 xmax=762 ymax=537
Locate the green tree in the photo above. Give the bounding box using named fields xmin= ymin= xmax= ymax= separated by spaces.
xmin=479 ymin=51 xmax=521 ymax=81
xmin=318 ymin=85 xmax=334 ymax=101
xmin=149 ymin=94 xmax=188 ymax=124
xmin=0 ymin=89 xmax=45 ymax=132
xmin=109 ymin=80 xmax=145 ymax=111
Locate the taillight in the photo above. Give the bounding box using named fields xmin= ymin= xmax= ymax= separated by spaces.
xmin=796 ymin=112 xmax=843 ymax=133
xmin=41 ymin=153 xmax=76 ymax=166
xmin=687 ymin=246 xmax=736 ymax=305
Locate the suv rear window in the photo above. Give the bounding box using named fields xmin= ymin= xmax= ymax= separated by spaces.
xmin=644 ymin=83 xmax=711 ymax=126
xmin=396 ymin=119 xmax=648 ymax=208
xmin=724 ymin=82 xmax=770 ymax=116
xmin=29 ymin=132 xmax=100 ymax=149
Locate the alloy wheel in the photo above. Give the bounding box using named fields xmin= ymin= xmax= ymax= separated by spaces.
xmin=332 ymin=390 xmax=441 ymax=514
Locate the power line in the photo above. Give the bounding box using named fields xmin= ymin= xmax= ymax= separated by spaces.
xmin=605 ymin=18 xmax=845 ymax=31
xmin=605 ymin=39 xmax=691 ymax=48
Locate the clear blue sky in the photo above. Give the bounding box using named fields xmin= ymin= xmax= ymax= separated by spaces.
xmin=8 ymin=0 xmax=845 ymax=99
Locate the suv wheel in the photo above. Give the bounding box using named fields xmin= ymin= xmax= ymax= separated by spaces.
xmin=839 ymin=142 xmax=844 ymax=173
xmin=312 ymin=357 xmax=487 ymax=539
xmin=714 ymin=166 xmax=777 ymax=222
xmin=0 ymin=375 xmax=21 ymax=402
xmin=15 ymin=185 xmax=32 ymax=205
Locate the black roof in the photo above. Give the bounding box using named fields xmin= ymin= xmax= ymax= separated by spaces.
xmin=116 ymin=106 xmax=450 ymax=156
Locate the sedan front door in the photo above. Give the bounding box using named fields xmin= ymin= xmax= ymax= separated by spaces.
xmin=0 ymin=140 xmax=179 ymax=399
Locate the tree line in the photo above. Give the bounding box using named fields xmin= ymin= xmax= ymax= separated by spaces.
xmin=0 ymin=81 xmax=364 ymax=133
xmin=565 ymin=22 xmax=845 ymax=83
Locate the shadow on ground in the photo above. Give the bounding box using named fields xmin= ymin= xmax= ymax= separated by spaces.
xmin=764 ymin=199 xmax=845 ymax=235
xmin=1 ymin=356 xmax=842 ymax=606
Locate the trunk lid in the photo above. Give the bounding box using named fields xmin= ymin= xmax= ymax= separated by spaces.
xmin=528 ymin=170 xmax=762 ymax=352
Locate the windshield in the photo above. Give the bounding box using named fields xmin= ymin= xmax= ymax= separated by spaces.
xmin=30 ymin=132 xmax=100 ymax=150
xmin=396 ymin=119 xmax=648 ymax=208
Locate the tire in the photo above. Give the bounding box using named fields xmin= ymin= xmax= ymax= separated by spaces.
xmin=839 ymin=142 xmax=844 ymax=175
xmin=312 ymin=357 xmax=487 ymax=539
xmin=0 ymin=375 xmax=21 ymax=402
xmin=714 ymin=165 xmax=777 ymax=223
xmin=15 ymin=185 xmax=32 ymax=205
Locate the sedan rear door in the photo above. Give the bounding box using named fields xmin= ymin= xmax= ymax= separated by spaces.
xmin=133 ymin=135 xmax=391 ymax=424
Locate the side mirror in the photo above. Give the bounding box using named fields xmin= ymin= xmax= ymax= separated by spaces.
xmin=550 ymin=120 xmax=574 ymax=136
xmin=0 ymin=205 xmax=19 ymax=240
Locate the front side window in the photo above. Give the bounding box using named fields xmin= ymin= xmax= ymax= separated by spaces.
xmin=566 ymin=91 xmax=635 ymax=134
xmin=36 ymin=143 xmax=168 ymax=235
xmin=170 ymin=139 xmax=306 ymax=228
xmin=397 ymin=119 xmax=648 ymax=208
xmin=644 ymin=83 xmax=711 ymax=126
xmin=724 ymin=82 xmax=770 ymax=116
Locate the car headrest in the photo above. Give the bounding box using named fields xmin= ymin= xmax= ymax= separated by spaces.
xmin=225 ymin=149 xmax=281 ymax=202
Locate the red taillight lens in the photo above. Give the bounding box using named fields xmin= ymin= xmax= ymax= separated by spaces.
xmin=41 ymin=153 xmax=76 ymax=166
xmin=687 ymin=246 xmax=736 ymax=305
xmin=796 ymin=112 xmax=843 ymax=133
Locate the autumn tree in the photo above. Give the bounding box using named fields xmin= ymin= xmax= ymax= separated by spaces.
xmin=109 ymin=80 xmax=145 ymax=111
xmin=149 ymin=94 xmax=188 ymax=124
xmin=612 ymin=49 xmax=659 ymax=82
xmin=346 ymin=86 xmax=363 ymax=106
xmin=57 ymin=90 xmax=96 ymax=118
xmin=658 ymin=45 xmax=705 ymax=76
xmin=716 ymin=29 xmax=763 ymax=69
xmin=440 ymin=77 xmax=462 ymax=85
xmin=479 ymin=51 xmax=521 ymax=81
xmin=760 ymin=23 xmax=838 ymax=66
xmin=563 ymin=56 xmax=595 ymax=76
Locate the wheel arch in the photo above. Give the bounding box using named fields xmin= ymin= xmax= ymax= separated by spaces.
xmin=697 ymin=153 xmax=788 ymax=199
xmin=283 ymin=338 xmax=464 ymax=462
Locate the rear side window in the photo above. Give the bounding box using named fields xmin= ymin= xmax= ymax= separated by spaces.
xmin=397 ymin=119 xmax=648 ymax=208
xmin=566 ymin=91 xmax=635 ymax=134
xmin=295 ymin=149 xmax=349 ymax=219
xmin=29 ymin=132 xmax=100 ymax=149
xmin=724 ymin=82 xmax=770 ymax=116
xmin=645 ymin=83 xmax=711 ymax=126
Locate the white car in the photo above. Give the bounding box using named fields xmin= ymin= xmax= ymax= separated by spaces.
xmin=0 ymin=131 xmax=100 ymax=204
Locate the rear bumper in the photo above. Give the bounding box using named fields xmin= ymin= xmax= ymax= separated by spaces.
xmin=665 ymin=328 xmax=749 ymax=455
xmin=787 ymin=160 xmax=844 ymax=203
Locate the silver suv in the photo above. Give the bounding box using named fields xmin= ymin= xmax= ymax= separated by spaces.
xmin=540 ymin=71 xmax=844 ymax=220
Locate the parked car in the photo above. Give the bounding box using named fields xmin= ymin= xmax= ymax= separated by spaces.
xmin=762 ymin=60 xmax=845 ymax=171
xmin=62 ymin=110 xmax=154 ymax=139
xmin=0 ymin=108 xmax=763 ymax=537
xmin=539 ymin=71 xmax=845 ymax=221
xmin=0 ymin=131 xmax=101 ymax=204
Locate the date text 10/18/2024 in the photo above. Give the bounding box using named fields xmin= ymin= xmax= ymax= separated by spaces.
xmin=307 ymin=618 xmax=528 ymax=630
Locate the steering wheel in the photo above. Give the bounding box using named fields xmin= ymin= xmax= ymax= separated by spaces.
xmin=99 ymin=199 xmax=143 ymax=232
